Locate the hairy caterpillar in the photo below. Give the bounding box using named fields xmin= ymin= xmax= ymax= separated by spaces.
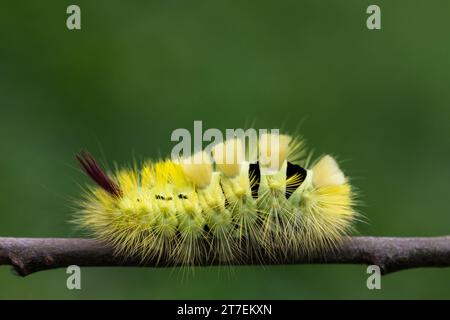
xmin=75 ymin=132 xmax=358 ymax=266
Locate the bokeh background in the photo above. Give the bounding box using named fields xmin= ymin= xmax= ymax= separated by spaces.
xmin=1 ymin=0 xmax=450 ymax=299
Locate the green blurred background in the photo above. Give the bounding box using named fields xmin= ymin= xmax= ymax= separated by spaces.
xmin=1 ymin=0 xmax=450 ymax=299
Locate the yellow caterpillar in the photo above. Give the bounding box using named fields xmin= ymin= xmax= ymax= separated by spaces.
xmin=75 ymin=132 xmax=358 ymax=266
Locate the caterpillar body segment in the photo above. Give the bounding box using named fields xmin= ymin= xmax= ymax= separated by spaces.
xmin=75 ymin=133 xmax=357 ymax=266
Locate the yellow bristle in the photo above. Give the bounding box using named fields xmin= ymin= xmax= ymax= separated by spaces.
xmin=140 ymin=163 xmax=154 ymax=189
xmin=116 ymin=169 xmax=138 ymax=194
xmin=298 ymin=183 xmax=356 ymax=255
xmin=287 ymin=136 xmax=307 ymax=165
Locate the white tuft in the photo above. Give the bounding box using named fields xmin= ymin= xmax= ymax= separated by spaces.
xmin=312 ymin=155 xmax=346 ymax=187
xmin=180 ymin=151 xmax=213 ymax=188
xmin=259 ymin=133 xmax=291 ymax=171
xmin=212 ymin=138 xmax=243 ymax=177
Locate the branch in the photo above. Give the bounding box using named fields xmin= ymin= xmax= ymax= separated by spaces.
xmin=1 ymin=236 xmax=450 ymax=276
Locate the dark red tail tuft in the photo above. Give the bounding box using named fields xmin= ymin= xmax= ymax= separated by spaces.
xmin=76 ymin=151 xmax=122 ymax=197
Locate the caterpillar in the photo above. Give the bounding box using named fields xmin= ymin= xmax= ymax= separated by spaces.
xmin=74 ymin=132 xmax=358 ymax=266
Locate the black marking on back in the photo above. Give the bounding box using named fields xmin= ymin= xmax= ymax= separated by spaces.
xmin=285 ymin=161 xmax=307 ymax=199
xmin=219 ymin=181 xmax=231 ymax=208
xmin=249 ymin=162 xmax=261 ymax=199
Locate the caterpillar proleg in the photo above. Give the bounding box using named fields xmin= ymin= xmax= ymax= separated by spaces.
xmin=75 ymin=132 xmax=358 ymax=266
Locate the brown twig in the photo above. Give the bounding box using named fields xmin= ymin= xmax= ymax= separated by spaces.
xmin=1 ymin=236 xmax=450 ymax=276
